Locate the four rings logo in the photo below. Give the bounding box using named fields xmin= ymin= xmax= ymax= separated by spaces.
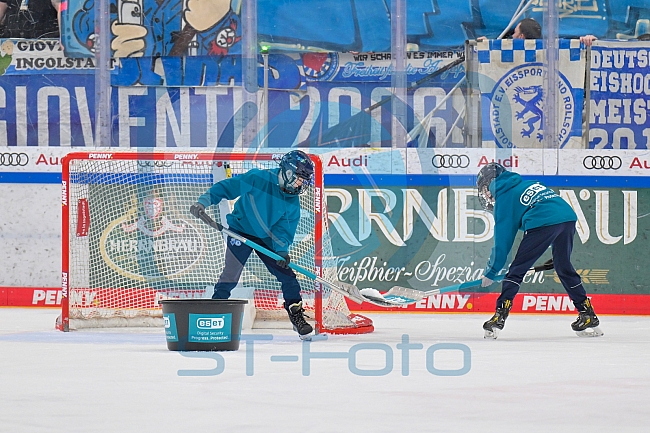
xmin=432 ymin=154 xmax=470 ymax=169
xmin=583 ymin=156 xmax=622 ymax=170
xmin=0 ymin=153 xmax=29 ymax=166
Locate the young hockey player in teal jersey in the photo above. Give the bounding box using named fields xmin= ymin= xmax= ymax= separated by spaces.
xmin=190 ymin=150 xmax=315 ymax=339
xmin=477 ymin=162 xmax=602 ymax=339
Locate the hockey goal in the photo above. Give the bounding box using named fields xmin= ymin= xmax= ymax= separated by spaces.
xmin=57 ymin=151 xmax=373 ymax=335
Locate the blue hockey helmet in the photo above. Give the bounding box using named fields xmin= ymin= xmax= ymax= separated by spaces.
xmin=476 ymin=162 xmax=506 ymax=212
xmin=279 ymin=150 xmax=314 ymax=195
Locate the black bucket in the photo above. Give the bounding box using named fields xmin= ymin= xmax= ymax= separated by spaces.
xmin=161 ymin=299 xmax=248 ymax=351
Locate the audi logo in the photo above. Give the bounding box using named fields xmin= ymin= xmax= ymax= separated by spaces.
xmin=0 ymin=153 xmax=29 ymax=167
xmin=583 ymin=156 xmax=622 ymax=170
xmin=432 ymin=154 xmax=470 ymax=169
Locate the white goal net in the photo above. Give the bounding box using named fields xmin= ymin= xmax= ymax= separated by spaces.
xmin=58 ymin=151 xmax=373 ymax=335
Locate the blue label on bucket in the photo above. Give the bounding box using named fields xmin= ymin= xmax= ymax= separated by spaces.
xmin=163 ymin=313 xmax=178 ymax=342
xmin=188 ymin=313 xmax=232 ymax=343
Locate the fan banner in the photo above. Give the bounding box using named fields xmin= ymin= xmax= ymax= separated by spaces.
xmin=60 ymin=0 xmax=617 ymax=57
xmin=476 ymin=39 xmax=586 ymax=149
xmin=0 ymin=39 xmax=92 ymax=76
xmin=587 ymin=40 xmax=650 ymax=150
xmin=0 ymin=68 xmax=464 ymax=147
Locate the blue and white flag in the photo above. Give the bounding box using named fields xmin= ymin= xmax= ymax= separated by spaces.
xmin=477 ymin=39 xmax=585 ymax=149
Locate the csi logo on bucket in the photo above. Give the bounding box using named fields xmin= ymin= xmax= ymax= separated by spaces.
xmin=188 ymin=313 xmax=232 ymax=343
xmin=197 ymin=317 xmax=225 ymax=330
xmin=490 ymin=63 xmax=575 ymax=148
xmin=163 ymin=313 xmax=179 ymax=342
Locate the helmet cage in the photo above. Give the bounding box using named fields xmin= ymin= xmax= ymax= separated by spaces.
xmin=279 ymin=150 xmax=314 ymax=195
xmin=476 ymin=162 xmax=505 ymax=212
xmin=478 ymin=185 xmax=495 ymax=212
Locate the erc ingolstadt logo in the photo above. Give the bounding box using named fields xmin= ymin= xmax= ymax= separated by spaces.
xmin=489 ymin=63 xmax=575 ymax=148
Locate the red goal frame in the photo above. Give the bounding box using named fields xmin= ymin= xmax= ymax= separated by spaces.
xmin=58 ymin=151 xmax=373 ymax=335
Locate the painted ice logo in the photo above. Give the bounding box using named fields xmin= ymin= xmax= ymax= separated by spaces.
xmin=520 ymin=183 xmax=546 ymax=206
xmin=99 ymin=196 xmax=205 ymax=281
xmin=197 ymin=317 xmax=225 ymax=330
xmin=490 ymin=63 xmax=575 ymax=148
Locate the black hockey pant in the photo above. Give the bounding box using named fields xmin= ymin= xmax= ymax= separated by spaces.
xmin=212 ymin=234 xmax=302 ymax=307
xmin=497 ymin=221 xmax=587 ymax=309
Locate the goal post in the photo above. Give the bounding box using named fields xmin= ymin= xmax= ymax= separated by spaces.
xmin=57 ymin=151 xmax=373 ymax=335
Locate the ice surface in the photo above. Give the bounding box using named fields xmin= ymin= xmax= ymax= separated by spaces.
xmin=1 ymin=308 xmax=649 ymax=433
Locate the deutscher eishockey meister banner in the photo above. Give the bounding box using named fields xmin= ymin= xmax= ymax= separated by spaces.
xmin=477 ymin=39 xmax=585 ymax=149
xmin=588 ymin=41 xmax=650 ymax=149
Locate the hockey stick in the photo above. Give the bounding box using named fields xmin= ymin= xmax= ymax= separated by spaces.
xmin=193 ymin=211 xmax=365 ymax=304
xmin=359 ymin=259 xmax=555 ymax=307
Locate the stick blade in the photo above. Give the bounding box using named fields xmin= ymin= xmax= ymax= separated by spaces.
xmin=328 ymin=281 xmax=365 ymax=304
xmin=359 ymin=288 xmax=405 ymax=307
xmin=384 ymin=286 xmax=428 ymax=302
xmin=357 ymin=286 xmax=424 ymax=307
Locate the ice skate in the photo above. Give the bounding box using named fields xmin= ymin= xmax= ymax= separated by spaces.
xmin=483 ymin=300 xmax=512 ymax=339
xmin=571 ymin=299 xmax=603 ymax=337
xmin=286 ymin=301 xmax=314 ymax=340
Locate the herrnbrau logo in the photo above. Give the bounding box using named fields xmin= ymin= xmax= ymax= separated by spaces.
xmin=99 ymin=196 xmax=205 ymax=281
xmin=489 ymin=63 xmax=575 ymax=148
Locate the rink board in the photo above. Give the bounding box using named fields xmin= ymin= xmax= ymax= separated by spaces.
xmin=4 ymin=287 xmax=650 ymax=315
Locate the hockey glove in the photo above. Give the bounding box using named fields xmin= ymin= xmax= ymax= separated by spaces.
xmin=276 ymin=252 xmax=291 ymax=269
xmin=190 ymin=202 xmax=206 ymax=219
xmin=190 ymin=203 xmax=221 ymax=230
